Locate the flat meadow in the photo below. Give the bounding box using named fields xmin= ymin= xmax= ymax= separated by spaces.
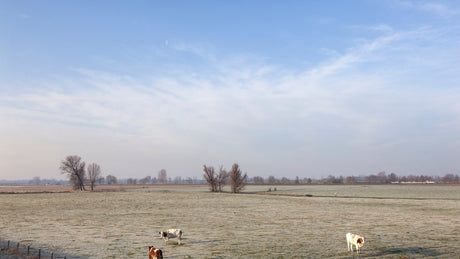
xmin=0 ymin=185 xmax=459 ymax=258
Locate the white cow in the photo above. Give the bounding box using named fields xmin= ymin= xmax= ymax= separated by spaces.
xmin=159 ymin=229 xmax=183 ymax=244
xmin=346 ymin=232 xmax=365 ymax=254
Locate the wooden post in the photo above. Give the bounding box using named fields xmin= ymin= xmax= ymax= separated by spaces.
xmin=38 ymin=248 xmax=41 ymax=259
xmin=28 ymin=245 xmax=30 ymax=255
xmin=17 ymin=243 xmax=19 ymax=250
xmin=51 ymin=252 xmax=54 ymax=259
xmin=7 ymin=240 xmax=9 ymax=249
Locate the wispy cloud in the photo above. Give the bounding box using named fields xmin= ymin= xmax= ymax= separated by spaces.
xmin=1 ymin=24 xmax=459 ymax=179
xmin=398 ymin=1 xmax=459 ymax=18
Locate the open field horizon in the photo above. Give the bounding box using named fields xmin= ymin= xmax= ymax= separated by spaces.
xmin=1 ymin=185 xmax=459 ymax=258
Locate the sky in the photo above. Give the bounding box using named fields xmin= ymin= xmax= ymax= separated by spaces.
xmin=1 ymin=1 xmax=460 ymax=181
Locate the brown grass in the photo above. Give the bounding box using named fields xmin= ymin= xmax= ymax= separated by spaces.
xmin=0 ymin=185 xmax=459 ymax=258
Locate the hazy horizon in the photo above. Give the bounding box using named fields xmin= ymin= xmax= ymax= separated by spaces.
xmin=1 ymin=1 xmax=460 ymax=181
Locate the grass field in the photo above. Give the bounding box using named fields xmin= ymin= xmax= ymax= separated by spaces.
xmin=0 ymin=185 xmax=459 ymax=258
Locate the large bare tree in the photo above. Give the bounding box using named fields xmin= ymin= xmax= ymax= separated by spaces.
xmin=203 ymin=165 xmax=217 ymax=192
xmin=87 ymin=163 xmax=102 ymax=191
xmin=60 ymin=155 xmax=86 ymax=191
xmin=229 ymin=163 xmax=247 ymax=193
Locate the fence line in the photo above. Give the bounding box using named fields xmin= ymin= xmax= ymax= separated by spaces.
xmin=0 ymin=239 xmax=77 ymax=259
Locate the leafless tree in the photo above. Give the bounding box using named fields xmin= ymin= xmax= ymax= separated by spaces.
xmin=216 ymin=165 xmax=228 ymax=192
xmin=377 ymin=171 xmax=388 ymax=184
xmin=267 ymin=175 xmax=277 ymax=185
xmin=32 ymin=176 xmax=41 ymax=185
xmin=344 ymin=176 xmax=357 ymax=184
xmin=139 ymin=176 xmax=152 ymax=184
xmin=158 ymin=169 xmax=167 ymax=184
xmin=442 ymin=174 xmax=456 ymax=183
xmin=87 ymin=163 xmax=102 ymax=191
xmin=106 ymin=174 xmax=117 ymax=184
xmin=203 ymin=165 xmax=217 ymax=192
xmin=60 ymin=155 xmax=86 ymax=191
xmin=229 ymin=163 xmax=247 ymax=193
xmin=388 ymin=173 xmax=398 ymax=183
xmin=281 ymin=177 xmax=290 ymax=184
xmin=253 ymin=176 xmax=264 ymax=184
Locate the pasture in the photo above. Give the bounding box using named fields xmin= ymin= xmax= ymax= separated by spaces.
xmin=0 ymin=185 xmax=459 ymax=258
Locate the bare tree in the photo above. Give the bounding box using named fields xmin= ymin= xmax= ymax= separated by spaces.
xmin=106 ymin=174 xmax=117 ymax=184
xmin=203 ymin=165 xmax=217 ymax=192
xmin=229 ymin=163 xmax=247 ymax=193
xmin=267 ymin=175 xmax=277 ymax=185
xmin=139 ymin=176 xmax=152 ymax=184
xmin=344 ymin=176 xmax=357 ymax=184
xmin=388 ymin=173 xmax=398 ymax=183
xmin=158 ymin=169 xmax=167 ymax=184
xmin=216 ymin=165 xmax=228 ymax=192
xmin=60 ymin=155 xmax=86 ymax=191
xmin=377 ymin=171 xmax=388 ymax=184
xmin=442 ymin=174 xmax=455 ymax=183
xmin=253 ymin=176 xmax=264 ymax=184
xmin=32 ymin=176 xmax=41 ymax=185
xmin=87 ymin=163 xmax=102 ymax=191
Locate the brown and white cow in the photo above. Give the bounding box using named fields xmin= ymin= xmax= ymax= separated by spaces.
xmin=159 ymin=229 xmax=183 ymax=244
xmin=148 ymin=246 xmax=163 ymax=259
xmin=346 ymin=233 xmax=365 ymax=254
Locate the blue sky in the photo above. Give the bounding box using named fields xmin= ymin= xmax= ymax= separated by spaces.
xmin=1 ymin=1 xmax=460 ymax=180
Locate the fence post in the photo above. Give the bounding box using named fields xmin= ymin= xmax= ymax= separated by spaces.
xmin=17 ymin=242 xmax=19 ymax=250
xmin=39 ymin=248 xmax=41 ymax=259
xmin=51 ymin=252 xmax=53 ymax=259
xmin=7 ymin=240 xmax=9 ymax=249
xmin=28 ymin=245 xmax=30 ymax=255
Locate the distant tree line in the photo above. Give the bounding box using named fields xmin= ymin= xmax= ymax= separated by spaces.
xmin=124 ymin=169 xmax=204 ymax=185
xmin=250 ymin=172 xmax=460 ymax=185
xmin=23 ymin=155 xmax=460 ymax=191
xmin=4 ymin=169 xmax=459 ymax=188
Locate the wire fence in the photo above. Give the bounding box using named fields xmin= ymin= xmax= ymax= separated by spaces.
xmin=0 ymin=239 xmax=79 ymax=259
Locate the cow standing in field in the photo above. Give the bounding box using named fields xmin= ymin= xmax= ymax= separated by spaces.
xmin=148 ymin=246 xmax=163 ymax=259
xmin=159 ymin=229 xmax=183 ymax=245
xmin=346 ymin=232 xmax=365 ymax=254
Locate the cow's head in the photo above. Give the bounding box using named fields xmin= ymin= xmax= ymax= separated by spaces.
xmin=357 ymin=238 xmax=364 ymax=247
